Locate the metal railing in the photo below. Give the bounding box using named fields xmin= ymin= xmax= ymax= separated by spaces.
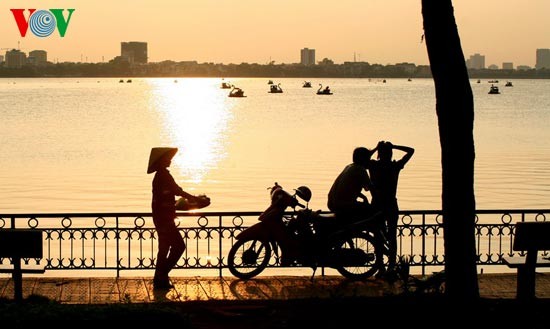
xmin=0 ymin=209 xmax=548 ymax=277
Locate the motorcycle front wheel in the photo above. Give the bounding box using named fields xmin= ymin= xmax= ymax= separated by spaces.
xmin=227 ymin=237 xmax=272 ymax=280
xmin=334 ymin=232 xmax=379 ymax=279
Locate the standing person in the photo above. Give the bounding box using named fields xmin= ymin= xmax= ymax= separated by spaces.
xmin=369 ymin=141 xmax=415 ymax=276
xmin=147 ymin=147 xmax=202 ymax=290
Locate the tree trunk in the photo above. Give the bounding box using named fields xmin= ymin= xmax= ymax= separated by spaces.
xmin=421 ymin=0 xmax=479 ymax=299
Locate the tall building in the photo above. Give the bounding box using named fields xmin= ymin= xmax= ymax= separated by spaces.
xmin=5 ymin=49 xmax=26 ymax=68
xmin=121 ymin=41 xmax=148 ymax=64
xmin=535 ymin=48 xmax=550 ymax=69
xmin=466 ymin=53 xmax=485 ymax=69
xmin=502 ymin=62 xmax=513 ymax=70
xmin=300 ymin=48 xmax=315 ymax=65
xmin=28 ymin=50 xmax=47 ymax=65
xmin=0 ymin=55 xmax=4 ymax=63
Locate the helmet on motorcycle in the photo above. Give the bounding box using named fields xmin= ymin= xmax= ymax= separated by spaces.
xmin=294 ymin=186 xmax=312 ymax=202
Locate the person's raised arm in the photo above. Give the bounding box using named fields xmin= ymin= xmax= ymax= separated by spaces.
xmin=390 ymin=142 xmax=415 ymax=166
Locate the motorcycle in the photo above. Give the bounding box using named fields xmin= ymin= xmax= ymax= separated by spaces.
xmin=227 ymin=182 xmax=386 ymax=280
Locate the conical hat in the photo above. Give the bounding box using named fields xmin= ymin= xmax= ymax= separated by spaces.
xmin=147 ymin=147 xmax=178 ymax=174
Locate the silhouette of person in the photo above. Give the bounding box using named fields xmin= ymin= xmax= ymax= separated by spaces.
xmin=368 ymin=141 xmax=414 ymax=276
xmin=147 ymin=147 xmax=202 ymax=290
xmin=327 ymin=146 xmax=385 ymax=271
xmin=327 ymin=147 xmax=378 ymax=224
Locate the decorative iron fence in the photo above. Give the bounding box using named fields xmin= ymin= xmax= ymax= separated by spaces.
xmin=0 ymin=209 xmax=548 ymax=277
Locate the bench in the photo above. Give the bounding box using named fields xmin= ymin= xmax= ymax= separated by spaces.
xmin=502 ymin=221 xmax=550 ymax=300
xmin=0 ymin=229 xmax=45 ymax=301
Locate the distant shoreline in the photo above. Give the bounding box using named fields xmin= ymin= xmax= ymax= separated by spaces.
xmin=1 ymin=61 xmax=549 ymax=79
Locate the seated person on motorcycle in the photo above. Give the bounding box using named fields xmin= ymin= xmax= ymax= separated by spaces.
xmin=327 ymin=146 xmax=386 ymax=273
xmin=327 ymin=146 xmax=379 ymax=224
xmin=259 ymin=183 xmax=311 ymax=266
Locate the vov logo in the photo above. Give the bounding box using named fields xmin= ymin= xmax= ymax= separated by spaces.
xmin=11 ymin=9 xmax=75 ymax=38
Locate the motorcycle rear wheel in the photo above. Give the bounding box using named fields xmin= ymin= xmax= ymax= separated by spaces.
xmin=334 ymin=232 xmax=379 ymax=279
xmin=227 ymin=237 xmax=272 ymax=280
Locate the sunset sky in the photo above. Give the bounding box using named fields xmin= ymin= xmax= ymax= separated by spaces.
xmin=1 ymin=0 xmax=549 ymax=67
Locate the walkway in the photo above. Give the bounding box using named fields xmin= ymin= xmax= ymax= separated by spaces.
xmin=2 ymin=273 xmax=550 ymax=303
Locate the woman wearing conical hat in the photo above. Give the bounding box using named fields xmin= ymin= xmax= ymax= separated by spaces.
xmin=147 ymin=147 xmax=201 ymax=290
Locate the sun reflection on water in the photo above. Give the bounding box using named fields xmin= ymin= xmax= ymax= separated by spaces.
xmin=147 ymin=78 xmax=232 ymax=183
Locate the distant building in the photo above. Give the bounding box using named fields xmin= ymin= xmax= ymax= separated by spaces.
xmin=121 ymin=41 xmax=148 ymax=64
xmin=502 ymin=62 xmax=513 ymax=70
xmin=516 ymin=65 xmax=531 ymax=71
xmin=535 ymin=48 xmax=550 ymax=69
xmin=466 ymin=53 xmax=485 ymax=69
xmin=488 ymin=64 xmax=499 ymax=70
xmin=28 ymin=50 xmax=47 ymax=65
xmin=395 ymin=62 xmax=416 ymax=74
xmin=5 ymin=49 xmax=26 ymax=68
xmin=0 ymin=55 xmax=4 ymax=63
xmin=300 ymin=48 xmax=315 ymax=65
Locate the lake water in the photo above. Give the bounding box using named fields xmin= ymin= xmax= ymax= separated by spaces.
xmin=1 ymin=77 xmax=549 ymax=215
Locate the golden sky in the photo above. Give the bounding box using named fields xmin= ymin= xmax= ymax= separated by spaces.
xmin=1 ymin=0 xmax=549 ymax=67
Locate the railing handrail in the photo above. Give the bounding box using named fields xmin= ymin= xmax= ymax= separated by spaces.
xmin=1 ymin=209 xmax=549 ymax=277
xmin=2 ymin=208 xmax=549 ymax=217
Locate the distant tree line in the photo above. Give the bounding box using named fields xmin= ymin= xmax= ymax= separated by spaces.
xmin=0 ymin=60 xmax=549 ymax=79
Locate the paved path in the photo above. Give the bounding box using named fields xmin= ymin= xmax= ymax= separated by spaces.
xmin=2 ymin=273 xmax=550 ymax=303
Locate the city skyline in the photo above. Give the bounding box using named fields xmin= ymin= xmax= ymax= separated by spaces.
xmin=4 ymin=45 xmax=549 ymax=71
xmin=0 ymin=0 xmax=549 ymax=67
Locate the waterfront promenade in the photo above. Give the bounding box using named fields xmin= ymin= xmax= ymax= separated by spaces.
xmin=2 ymin=272 xmax=550 ymax=303
xmin=3 ymin=273 xmax=550 ymax=329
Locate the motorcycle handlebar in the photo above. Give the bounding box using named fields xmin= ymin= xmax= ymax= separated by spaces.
xmin=296 ymin=202 xmax=306 ymax=209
